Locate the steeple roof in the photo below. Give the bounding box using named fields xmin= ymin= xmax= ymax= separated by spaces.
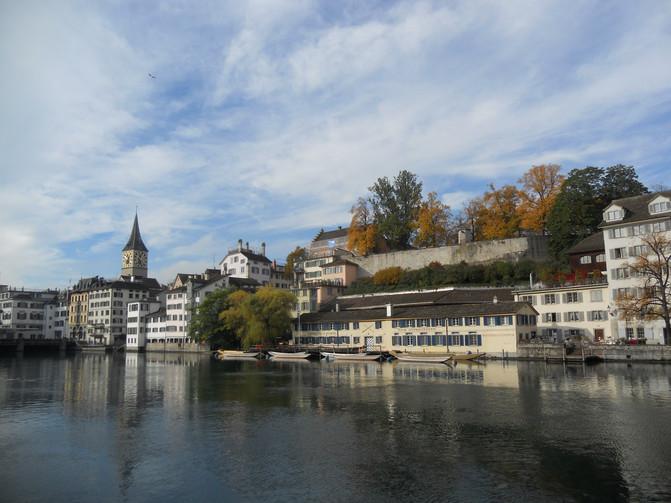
xmin=123 ymin=214 xmax=148 ymax=252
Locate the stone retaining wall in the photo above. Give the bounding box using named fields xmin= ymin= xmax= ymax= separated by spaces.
xmin=351 ymin=235 xmax=548 ymax=276
xmin=517 ymin=344 xmax=671 ymax=362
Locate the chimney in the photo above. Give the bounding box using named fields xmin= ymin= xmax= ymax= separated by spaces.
xmin=261 ymin=242 xmax=266 ymax=256
xmin=245 ymin=241 xmax=249 ymax=250
xmin=386 ymin=303 xmax=393 ymax=317
xmin=237 ymin=239 xmax=243 ymax=252
xmin=493 ymin=295 xmax=498 ymax=304
xmin=335 ymin=303 xmax=340 ymax=312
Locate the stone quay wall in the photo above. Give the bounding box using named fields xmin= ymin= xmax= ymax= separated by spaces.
xmin=350 ymin=235 xmax=549 ymax=277
xmin=144 ymin=342 xmax=210 ymax=353
xmin=517 ymin=344 xmax=671 ymax=362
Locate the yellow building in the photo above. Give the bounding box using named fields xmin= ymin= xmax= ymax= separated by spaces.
xmin=292 ymin=288 xmax=537 ymax=356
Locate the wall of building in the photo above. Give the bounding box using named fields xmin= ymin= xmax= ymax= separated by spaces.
xmin=350 ymin=235 xmax=549 ymax=276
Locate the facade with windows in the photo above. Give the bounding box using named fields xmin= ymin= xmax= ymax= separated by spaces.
xmin=219 ymin=240 xmax=273 ymax=286
xmin=600 ymin=191 xmax=671 ymax=344
xmin=291 ymin=288 xmax=533 ymax=355
xmin=514 ymin=283 xmax=614 ymax=342
xmin=566 ymin=232 xmax=607 ymax=276
xmin=0 ymin=286 xmax=61 ymax=340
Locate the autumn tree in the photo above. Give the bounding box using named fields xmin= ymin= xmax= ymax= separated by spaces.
xmin=517 ymin=164 xmax=564 ymax=234
xmin=459 ymin=197 xmax=485 ymax=241
xmin=284 ymin=246 xmax=307 ymax=278
xmin=348 ymin=197 xmax=377 ymax=255
xmin=478 ymin=184 xmax=522 ymax=240
xmin=368 ymin=170 xmax=423 ymax=250
xmin=372 ymin=266 xmax=404 ymax=286
xmin=615 ymin=232 xmax=671 ymax=344
xmin=414 ymin=192 xmax=452 ymax=247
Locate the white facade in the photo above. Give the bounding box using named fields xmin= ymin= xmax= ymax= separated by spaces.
xmin=44 ymin=295 xmax=69 ymax=339
xmin=87 ymin=283 xmax=152 ymax=345
xmin=165 ymin=288 xmax=189 ymax=341
xmin=219 ymin=241 xmax=272 ymax=286
xmin=601 ymin=192 xmax=671 ymax=344
xmin=515 ymin=283 xmax=615 ymax=342
xmin=126 ymin=300 xmax=162 ymax=350
xmin=0 ymin=287 xmax=59 ymax=339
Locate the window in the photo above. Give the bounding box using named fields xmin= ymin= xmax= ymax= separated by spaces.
xmin=652 ymin=220 xmax=671 ymax=233
xmin=609 ymin=228 xmax=626 ymax=239
xmin=590 ymin=290 xmax=603 ymax=302
xmin=605 ymin=209 xmax=623 ymax=221
xmin=375 ymin=336 xmax=382 ymax=344
xmin=611 ymin=267 xmax=630 ymax=280
xmin=649 ymin=201 xmax=671 ymax=214
xmin=353 ymin=322 xmax=360 ymax=330
xmin=630 ymin=224 xmax=648 ymax=236
xmin=375 ymin=321 xmax=382 ymax=329
xmin=626 ymin=327 xmax=634 ymax=339
xmin=543 ymin=294 xmax=557 ymax=304
xmin=543 ymin=313 xmax=559 ymax=323
xmin=464 ymin=317 xmax=480 ymax=326
xmin=520 ymin=295 xmax=535 ymax=305
xmin=565 ymin=292 xmax=580 ymax=303
xmin=610 ymin=247 xmax=627 ymax=259
xmin=588 ymin=310 xmax=607 ymax=321
xmin=579 ymin=255 xmax=592 ymax=264
xmin=565 ymin=312 xmax=582 ymax=322
xmin=595 ymin=253 xmax=606 ymax=263
xmin=636 ymin=327 xmax=645 ymax=339
xmin=448 ymin=317 xmax=462 ymax=326
xmin=629 ymin=245 xmax=649 ymax=257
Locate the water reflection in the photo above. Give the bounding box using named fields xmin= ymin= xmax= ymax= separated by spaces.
xmin=1 ymin=354 xmax=670 ymax=502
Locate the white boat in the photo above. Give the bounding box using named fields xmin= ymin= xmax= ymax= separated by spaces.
xmin=393 ymin=352 xmax=452 ymax=364
xmin=216 ymin=350 xmax=260 ymax=359
xmin=268 ymin=351 xmax=311 ymax=359
xmin=320 ymin=352 xmax=380 ymax=361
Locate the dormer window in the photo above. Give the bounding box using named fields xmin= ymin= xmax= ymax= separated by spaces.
xmin=649 ymin=200 xmax=671 ymax=215
xmin=605 ymin=209 xmax=624 ymax=221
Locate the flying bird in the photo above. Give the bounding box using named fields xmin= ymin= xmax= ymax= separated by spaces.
xmin=148 ymin=73 xmax=156 ymax=79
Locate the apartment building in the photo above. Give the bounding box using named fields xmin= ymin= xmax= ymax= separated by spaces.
xmin=514 ymin=282 xmax=614 ymax=342
xmin=0 ymin=286 xmax=60 ymax=339
xmin=219 ymin=240 xmax=272 ymax=286
xmin=600 ymin=191 xmax=671 ymax=344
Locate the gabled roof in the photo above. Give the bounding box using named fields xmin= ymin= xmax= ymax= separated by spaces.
xmin=320 ymin=288 xmax=513 ymax=312
xmin=313 ymin=227 xmax=349 ymax=242
xmin=599 ymin=191 xmax=671 ymax=227
xmin=240 ymin=250 xmax=272 ymax=263
xmin=299 ymin=301 xmax=534 ymax=323
xmin=123 ymin=214 xmax=148 ymax=252
xmin=567 ymin=232 xmax=604 ymax=255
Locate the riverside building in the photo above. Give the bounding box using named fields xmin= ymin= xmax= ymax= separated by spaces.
xmin=600 ymin=191 xmax=671 ymax=344
xmin=292 ymin=288 xmax=536 ymax=356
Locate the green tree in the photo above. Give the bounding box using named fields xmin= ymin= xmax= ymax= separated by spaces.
xmin=284 ymin=246 xmax=307 ymax=278
xmin=369 ymin=170 xmax=423 ymax=250
xmin=188 ymin=288 xmax=236 ymax=346
xmin=219 ymin=287 xmax=296 ymax=349
xmin=547 ymin=165 xmax=648 ymax=256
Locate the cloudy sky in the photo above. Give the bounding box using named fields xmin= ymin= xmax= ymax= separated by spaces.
xmin=1 ymin=0 xmax=670 ymax=288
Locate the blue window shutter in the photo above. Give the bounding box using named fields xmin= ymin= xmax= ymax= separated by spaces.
xmin=477 ymin=334 xmax=482 ymax=346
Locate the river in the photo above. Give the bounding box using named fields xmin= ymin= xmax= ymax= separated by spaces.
xmin=1 ymin=353 xmax=670 ymax=502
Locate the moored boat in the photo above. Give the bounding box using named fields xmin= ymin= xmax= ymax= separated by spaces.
xmin=449 ymin=353 xmax=485 ymax=361
xmin=392 ymin=352 xmax=452 ymax=364
xmin=216 ymin=350 xmax=260 ymax=359
xmin=320 ymin=352 xmax=381 ymax=361
xmin=268 ymin=351 xmax=311 ymax=359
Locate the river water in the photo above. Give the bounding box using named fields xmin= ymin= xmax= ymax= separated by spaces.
xmin=1 ymin=353 xmax=670 ymax=502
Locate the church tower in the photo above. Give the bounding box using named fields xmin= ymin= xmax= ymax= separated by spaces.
xmin=121 ymin=214 xmax=148 ymax=278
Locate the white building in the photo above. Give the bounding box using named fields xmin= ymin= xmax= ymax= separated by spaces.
xmin=0 ymin=286 xmax=60 ymax=339
xmin=600 ymin=191 xmax=671 ymax=344
xmin=44 ymin=292 xmax=69 ymax=339
xmin=126 ymin=300 xmax=162 ymax=350
xmin=514 ymin=282 xmax=615 ymax=342
xmin=219 ymin=240 xmax=272 ymax=286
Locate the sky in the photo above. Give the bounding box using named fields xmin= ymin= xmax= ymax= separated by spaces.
xmin=1 ymin=0 xmax=671 ymax=289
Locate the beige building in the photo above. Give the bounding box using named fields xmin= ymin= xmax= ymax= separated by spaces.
xmin=292 ymin=288 xmax=534 ymax=356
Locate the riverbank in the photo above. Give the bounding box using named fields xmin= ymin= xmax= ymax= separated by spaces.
xmin=513 ymin=343 xmax=671 ymax=363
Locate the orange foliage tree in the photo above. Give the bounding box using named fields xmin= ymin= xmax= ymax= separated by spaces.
xmin=478 ymin=184 xmax=522 ymax=239
xmin=372 ymin=266 xmax=404 ymax=286
xmin=414 ymin=192 xmax=452 ymax=248
xmin=517 ymin=164 xmax=564 ymax=234
xmin=348 ymin=197 xmax=377 ymax=256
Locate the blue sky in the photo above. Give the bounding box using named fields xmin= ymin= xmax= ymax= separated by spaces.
xmin=1 ymin=0 xmax=671 ymax=288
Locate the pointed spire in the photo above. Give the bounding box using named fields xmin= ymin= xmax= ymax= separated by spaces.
xmin=123 ymin=213 xmax=148 ymax=252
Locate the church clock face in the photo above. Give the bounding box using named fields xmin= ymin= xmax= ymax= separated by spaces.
xmin=136 ymin=252 xmax=147 ymax=267
xmin=122 ymin=251 xmax=132 ymax=267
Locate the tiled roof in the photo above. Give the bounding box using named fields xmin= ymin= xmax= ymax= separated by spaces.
xmin=567 ymin=232 xmax=604 ymax=254
xmin=599 ymin=190 xmax=671 ymax=227
xmin=313 ymin=227 xmax=349 ymax=242
xmin=321 ymin=288 xmax=513 ymax=312
xmin=299 ymin=301 xmax=533 ymax=323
